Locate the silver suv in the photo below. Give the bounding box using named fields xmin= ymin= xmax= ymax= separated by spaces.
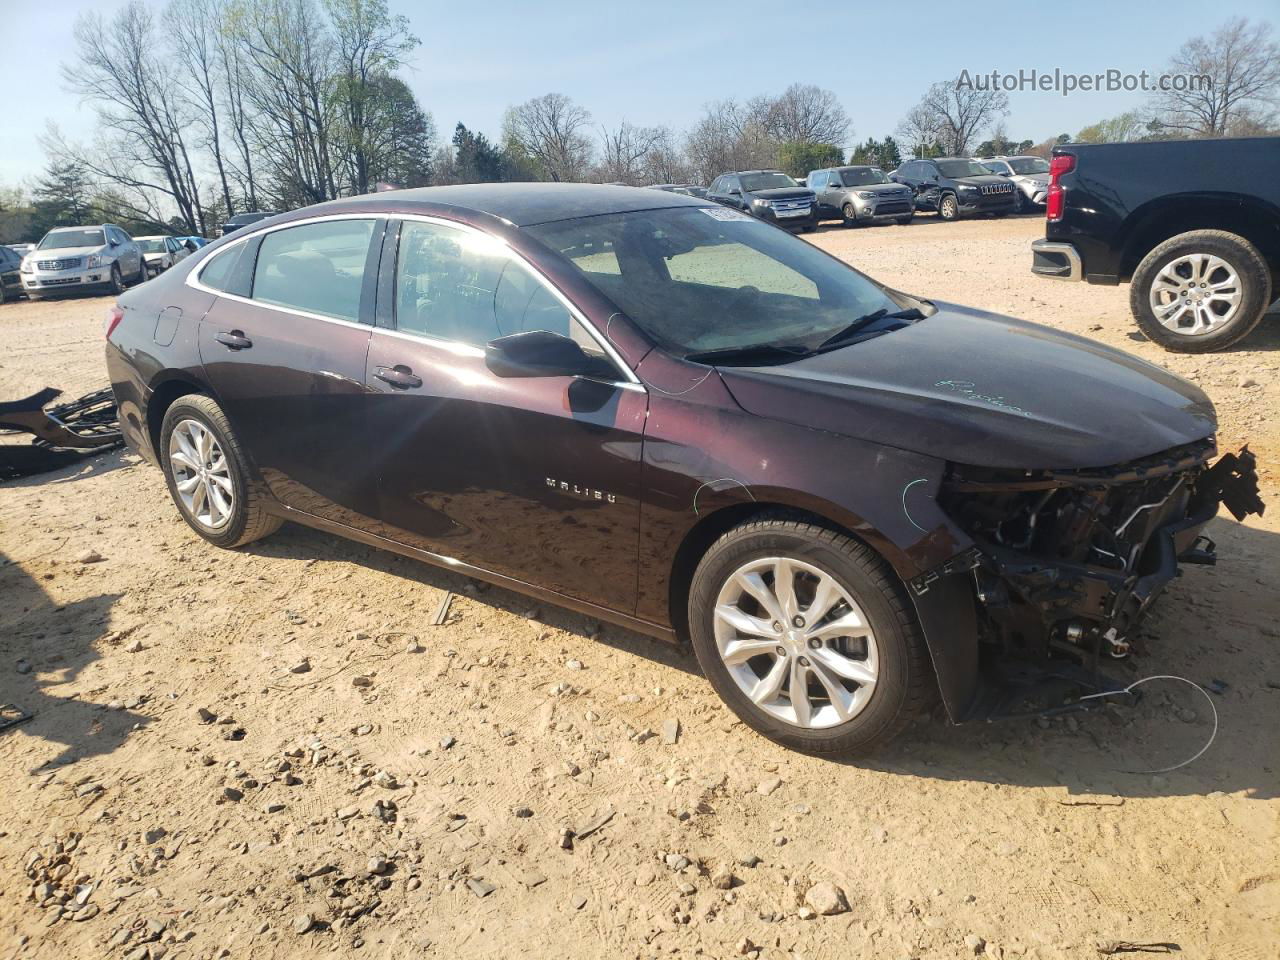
xmin=20 ymin=224 xmax=144 ymax=300
xmin=807 ymin=166 xmax=916 ymax=227
xmin=977 ymin=156 xmax=1051 ymax=212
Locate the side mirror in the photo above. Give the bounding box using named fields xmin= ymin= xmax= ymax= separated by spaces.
xmin=109 ymin=237 xmax=120 ymax=247
xmin=485 ymin=330 xmax=613 ymax=380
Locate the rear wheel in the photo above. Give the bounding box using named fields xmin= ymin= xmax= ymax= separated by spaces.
xmin=688 ymin=518 xmax=933 ymax=755
xmin=159 ymin=394 xmax=282 ymax=548
xmin=1130 ymin=230 xmax=1271 ymax=353
xmin=938 ymin=193 xmax=959 ymax=221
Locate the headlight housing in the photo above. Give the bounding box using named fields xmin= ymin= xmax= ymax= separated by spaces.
xmin=752 ymin=197 xmax=771 ymax=207
xmin=856 ymin=192 xmax=875 ymax=200
xmin=85 ymin=254 xmax=104 ymax=268
xmin=20 ymin=259 xmax=32 ymax=274
xmin=959 ymin=185 xmax=979 ymax=194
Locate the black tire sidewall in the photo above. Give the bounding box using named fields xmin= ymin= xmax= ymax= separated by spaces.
xmin=688 ymin=526 xmax=917 ymax=754
xmin=1131 ymin=231 xmax=1271 ymax=353
xmin=159 ymin=397 xmax=253 ymax=548
xmin=110 ymin=265 xmax=123 ymax=295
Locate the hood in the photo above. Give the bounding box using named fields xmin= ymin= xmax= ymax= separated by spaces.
xmin=1015 ymin=174 xmax=1049 ymax=185
xmin=715 ymin=303 xmax=1216 ymax=470
xmin=839 ymin=183 xmax=910 ymax=196
xmin=28 ymin=245 xmax=105 ymax=262
xmin=142 ymin=251 xmax=168 ymax=262
xmin=747 ymin=187 xmax=814 ymax=201
xmin=951 ymin=174 xmax=1012 ymax=188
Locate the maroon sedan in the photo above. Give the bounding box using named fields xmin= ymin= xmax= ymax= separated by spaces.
xmin=105 ymin=184 xmax=1260 ymax=754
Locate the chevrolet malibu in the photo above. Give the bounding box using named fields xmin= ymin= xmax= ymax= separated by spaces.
xmin=105 ymin=184 xmax=1262 ymax=754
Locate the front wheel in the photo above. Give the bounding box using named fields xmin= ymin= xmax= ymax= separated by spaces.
xmin=688 ymin=518 xmax=934 ymax=755
xmin=1130 ymin=229 xmax=1271 ymax=353
xmin=160 ymin=394 xmax=283 ymax=548
xmin=841 ymin=204 xmax=858 ymax=227
xmin=109 ymin=264 xmax=125 ymax=296
xmin=937 ymin=193 xmax=959 ymax=221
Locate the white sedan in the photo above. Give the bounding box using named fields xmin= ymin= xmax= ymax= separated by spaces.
xmin=136 ymin=236 xmax=193 ymax=278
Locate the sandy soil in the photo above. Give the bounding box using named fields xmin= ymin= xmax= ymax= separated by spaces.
xmin=1 ymin=215 xmax=1277 ymax=960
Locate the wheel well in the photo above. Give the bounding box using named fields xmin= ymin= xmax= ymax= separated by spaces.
xmin=1120 ymin=198 xmax=1280 ymax=280
xmin=146 ymin=379 xmax=204 ymax=456
xmin=665 ymin=502 xmax=897 ymax=642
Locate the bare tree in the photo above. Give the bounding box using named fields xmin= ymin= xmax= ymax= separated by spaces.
xmin=324 ymin=0 xmax=419 ymax=194
xmin=755 ymin=83 xmax=850 ymax=145
xmin=61 ymin=2 xmax=206 ymax=233
xmin=898 ymin=80 xmax=1008 ymax=156
xmin=227 ymin=0 xmax=340 ymax=207
xmin=894 ymin=101 xmax=942 ymax=158
xmin=683 ymin=99 xmax=777 ymax=184
xmin=1153 ymin=18 xmax=1280 ymax=136
xmin=642 ymin=128 xmax=693 ymax=185
xmin=166 ymin=0 xmax=235 ymax=218
xmin=598 ymin=122 xmax=665 ymax=185
xmin=213 ymin=11 xmax=260 ymax=210
xmin=504 ymin=93 xmax=594 ymax=182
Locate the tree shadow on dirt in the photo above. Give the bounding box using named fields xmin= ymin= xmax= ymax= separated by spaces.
xmin=0 ymin=548 xmax=146 ymax=774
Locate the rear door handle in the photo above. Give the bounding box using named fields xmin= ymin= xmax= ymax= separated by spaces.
xmin=373 ymin=364 xmax=422 ymax=389
xmin=215 ymin=330 xmax=252 ymax=350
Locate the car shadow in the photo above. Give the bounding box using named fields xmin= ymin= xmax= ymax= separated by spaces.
xmin=242 ymin=508 xmax=1276 ymax=800
xmin=0 ymin=445 xmax=137 ymax=488
xmin=0 ymin=549 xmax=144 ymax=774
xmin=238 ymin=522 xmax=700 ymax=678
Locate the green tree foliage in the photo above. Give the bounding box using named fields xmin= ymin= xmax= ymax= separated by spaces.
xmin=777 ymin=142 xmax=843 ymax=179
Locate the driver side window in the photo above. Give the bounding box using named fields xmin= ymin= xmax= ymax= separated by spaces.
xmin=394 ymin=220 xmax=603 ymax=355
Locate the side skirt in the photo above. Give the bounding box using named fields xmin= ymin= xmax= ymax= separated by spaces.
xmin=274 ymin=504 xmax=679 ymax=646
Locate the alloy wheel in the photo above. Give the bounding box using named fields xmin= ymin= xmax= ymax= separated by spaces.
xmin=713 ymin=556 xmax=878 ymax=729
xmin=1148 ymin=253 xmax=1241 ymax=335
xmin=940 ymin=195 xmax=957 ymax=220
xmin=168 ymin=418 xmax=235 ymax=529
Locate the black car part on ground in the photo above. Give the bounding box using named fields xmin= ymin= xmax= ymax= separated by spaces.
xmin=935 ymin=441 xmax=1264 ymax=718
xmin=0 ymin=386 xmax=124 ymax=480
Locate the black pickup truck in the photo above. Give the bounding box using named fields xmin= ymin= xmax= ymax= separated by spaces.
xmin=1032 ymin=136 xmax=1280 ymax=352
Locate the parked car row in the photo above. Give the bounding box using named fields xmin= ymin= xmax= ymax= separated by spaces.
xmin=1 ymin=227 xmax=218 ymax=302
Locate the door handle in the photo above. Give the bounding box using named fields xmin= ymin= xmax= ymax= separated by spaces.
xmin=373 ymin=364 xmax=422 ymax=389
xmin=215 ymin=330 xmax=252 ymax=350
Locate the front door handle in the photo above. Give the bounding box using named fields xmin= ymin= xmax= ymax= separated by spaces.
xmin=373 ymin=364 xmax=422 ymax=389
xmin=215 ymin=330 xmax=252 ymax=350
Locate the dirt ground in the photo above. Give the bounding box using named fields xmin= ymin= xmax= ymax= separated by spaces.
xmin=1 ymin=215 xmax=1277 ymax=960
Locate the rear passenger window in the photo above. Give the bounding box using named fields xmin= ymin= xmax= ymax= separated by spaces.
xmin=198 ymin=246 xmax=242 ymax=291
xmin=252 ymin=219 xmax=375 ymax=323
xmin=395 ymin=220 xmax=600 ymax=355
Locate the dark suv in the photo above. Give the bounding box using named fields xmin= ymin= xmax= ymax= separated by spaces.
xmin=216 ymin=211 xmax=276 ymax=238
xmin=707 ymin=170 xmax=817 ymax=231
xmin=104 ymin=183 xmax=1261 ymax=756
xmin=890 ymin=158 xmax=1017 ymax=221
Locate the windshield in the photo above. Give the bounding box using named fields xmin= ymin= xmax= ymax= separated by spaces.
xmin=526 ymin=206 xmax=905 ymax=357
xmin=1007 ymin=157 xmax=1049 ymax=175
xmin=137 ymin=238 xmax=166 ymax=253
xmin=936 ymin=159 xmax=993 ymax=178
xmin=838 ymin=168 xmax=891 ymax=187
xmin=740 ymin=172 xmax=797 ymax=191
xmin=39 ymin=229 xmax=105 ymax=250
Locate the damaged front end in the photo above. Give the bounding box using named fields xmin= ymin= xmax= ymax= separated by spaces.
xmin=0 ymin=387 xmax=123 ymax=480
xmin=938 ymin=439 xmax=1264 ymax=705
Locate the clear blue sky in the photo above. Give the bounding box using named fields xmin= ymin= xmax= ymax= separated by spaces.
xmin=1 ymin=0 xmax=1276 ymax=188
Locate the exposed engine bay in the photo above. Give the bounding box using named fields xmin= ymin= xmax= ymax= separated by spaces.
xmin=940 ymin=440 xmax=1264 ymax=672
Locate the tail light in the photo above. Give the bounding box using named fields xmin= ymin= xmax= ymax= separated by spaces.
xmin=1045 ymin=153 xmax=1076 ymax=222
xmin=105 ymin=305 xmax=124 ymax=340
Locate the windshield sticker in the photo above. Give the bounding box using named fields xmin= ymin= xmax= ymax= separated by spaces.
xmin=934 ymin=380 xmax=1031 ymax=417
xmin=699 ymin=207 xmax=753 ymax=222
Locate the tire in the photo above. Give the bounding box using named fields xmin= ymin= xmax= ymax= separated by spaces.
xmin=841 ymin=204 xmax=858 ymax=228
xmin=895 ymin=215 xmax=914 ymax=226
xmin=1129 ymin=229 xmax=1272 ymax=353
xmin=687 ymin=517 xmax=934 ymax=755
xmin=937 ymin=193 xmax=959 ymax=221
xmin=159 ymin=394 xmax=283 ymax=549
xmin=1014 ymin=190 xmax=1028 ymax=214
xmin=109 ymin=264 xmax=125 ymax=296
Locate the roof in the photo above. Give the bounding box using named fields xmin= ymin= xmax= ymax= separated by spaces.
xmin=328 ymin=182 xmax=710 ymax=227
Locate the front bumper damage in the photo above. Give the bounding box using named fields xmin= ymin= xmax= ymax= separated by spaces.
xmin=926 ymin=440 xmax=1264 ymax=720
xmin=0 ymin=386 xmax=123 ymax=480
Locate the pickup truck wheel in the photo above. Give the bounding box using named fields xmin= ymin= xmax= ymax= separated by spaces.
xmin=1131 ymin=230 xmax=1271 ymax=353
xmin=688 ymin=518 xmax=933 ymax=755
xmin=160 ymin=394 xmax=283 ymax=549
xmin=841 ymin=204 xmax=858 ymax=227
xmin=937 ymin=193 xmax=958 ymax=221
